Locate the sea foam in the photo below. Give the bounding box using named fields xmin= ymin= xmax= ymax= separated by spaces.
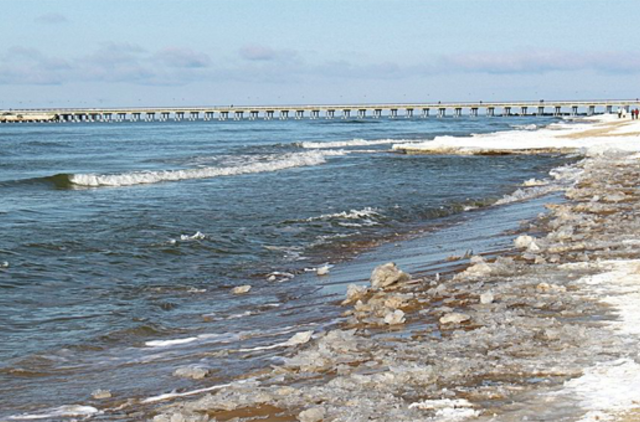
xmin=8 ymin=405 xmax=100 ymax=420
xmin=301 ymin=138 xmax=414 ymax=149
xmin=67 ymin=151 xmax=343 ymax=187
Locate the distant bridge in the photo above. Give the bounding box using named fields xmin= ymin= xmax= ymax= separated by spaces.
xmin=1 ymin=100 xmax=639 ymax=123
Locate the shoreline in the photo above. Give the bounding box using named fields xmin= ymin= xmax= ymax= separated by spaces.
xmin=147 ymin=114 xmax=640 ymax=422
xmin=7 ymin=115 xmax=640 ymax=422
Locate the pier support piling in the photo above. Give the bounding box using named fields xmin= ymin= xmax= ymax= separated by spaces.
xmin=487 ymin=107 xmax=495 ymax=117
xmin=390 ymin=109 xmax=398 ymax=119
xmin=554 ymin=106 xmax=562 ymax=117
xmin=454 ymin=108 xmax=462 ymax=118
xmin=421 ymin=108 xmax=430 ymax=118
xmin=438 ymin=108 xmax=446 ymax=118
xmin=405 ymin=108 xmax=413 ymax=118
xmin=470 ymin=108 xmax=478 ymax=117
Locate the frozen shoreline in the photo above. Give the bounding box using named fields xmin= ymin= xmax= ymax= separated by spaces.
xmin=12 ymin=115 xmax=640 ymax=422
xmin=393 ymin=114 xmax=640 ymax=156
xmin=141 ymin=115 xmax=640 ymax=421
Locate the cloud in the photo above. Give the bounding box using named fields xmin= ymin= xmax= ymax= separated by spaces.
xmin=238 ymin=44 xmax=299 ymax=63
xmin=439 ymin=50 xmax=640 ymax=74
xmin=153 ymin=47 xmax=210 ymax=68
xmin=0 ymin=47 xmax=71 ymax=84
xmin=2 ymin=44 xmax=639 ymax=89
xmin=34 ymin=13 xmax=68 ymax=25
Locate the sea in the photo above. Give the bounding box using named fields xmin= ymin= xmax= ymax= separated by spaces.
xmin=0 ymin=115 xmax=570 ymax=420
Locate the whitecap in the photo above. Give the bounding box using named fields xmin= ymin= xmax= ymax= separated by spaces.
xmin=306 ymin=207 xmax=380 ymax=222
xmin=179 ymin=231 xmax=206 ymax=241
xmin=8 ymin=405 xmax=100 ymax=420
xmin=494 ymin=185 xmax=560 ymax=206
xmin=145 ymin=332 xmax=237 ymax=348
xmin=301 ymin=138 xmax=415 ymax=149
xmin=67 ymin=151 xmax=344 ymax=188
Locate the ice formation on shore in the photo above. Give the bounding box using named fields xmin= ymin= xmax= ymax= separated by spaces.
xmin=140 ymin=116 xmax=640 ymax=421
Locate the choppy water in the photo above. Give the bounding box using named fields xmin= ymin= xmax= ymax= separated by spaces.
xmin=0 ymin=116 xmax=567 ymax=419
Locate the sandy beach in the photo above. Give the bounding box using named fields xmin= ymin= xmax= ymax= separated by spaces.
xmin=130 ymin=114 xmax=640 ymax=422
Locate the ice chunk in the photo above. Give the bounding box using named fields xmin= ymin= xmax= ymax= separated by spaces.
xmin=440 ymin=313 xmax=471 ymax=325
xmin=173 ymin=365 xmax=210 ymax=380
xmin=384 ymin=310 xmax=406 ymax=325
xmin=232 ymin=285 xmax=251 ymax=294
xmin=298 ymin=407 xmax=325 ymax=422
xmin=480 ymin=292 xmax=494 ymax=304
xmin=370 ymin=262 xmax=411 ymax=289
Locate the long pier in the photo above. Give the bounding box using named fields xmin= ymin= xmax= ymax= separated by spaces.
xmin=1 ymin=100 xmax=639 ymax=123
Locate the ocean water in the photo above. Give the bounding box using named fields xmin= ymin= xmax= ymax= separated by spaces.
xmin=0 ymin=116 xmax=567 ymax=419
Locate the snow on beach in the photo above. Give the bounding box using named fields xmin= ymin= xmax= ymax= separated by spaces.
xmin=70 ymin=114 xmax=640 ymax=422
xmin=393 ymin=114 xmax=640 ymax=156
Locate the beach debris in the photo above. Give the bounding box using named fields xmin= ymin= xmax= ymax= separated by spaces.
xmin=316 ymin=264 xmax=332 ymax=276
xmin=480 ymin=292 xmax=495 ymax=304
xmin=173 ymin=365 xmax=210 ymax=380
xmin=232 ymin=285 xmax=252 ymax=294
xmin=370 ymin=262 xmax=411 ymax=289
xmin=439 ymin=312 xmax=471 ymax=325
xmin=298 ymin=406 xmax=325 ymax=422
xmin=384 ymin=309 xmax=406 ymax=325
xmin=91 ymin=389 xmax=112 ymax=399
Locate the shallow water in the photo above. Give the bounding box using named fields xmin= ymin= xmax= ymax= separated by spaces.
xmin=0 ymin=116 xmax=567 ymax=418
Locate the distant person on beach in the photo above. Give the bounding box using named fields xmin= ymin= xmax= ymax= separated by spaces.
xmin=618 ymin=108 xmax=622 ymax=118
xmin=635 ymin=109 xmax=639 ymax=120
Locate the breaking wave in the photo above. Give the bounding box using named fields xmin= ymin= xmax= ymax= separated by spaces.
xmin=300 ymin=138 xmax=416 ymax=149
xmin=42 ymin=151 xmax=344 ymax=188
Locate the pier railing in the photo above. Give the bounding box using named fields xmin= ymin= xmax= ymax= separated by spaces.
xmin=2 ymin=100 xmax=639 ymax=123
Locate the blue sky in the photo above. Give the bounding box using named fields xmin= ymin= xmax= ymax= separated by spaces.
xmin=1 ymin=0 xmax=639 ymax=108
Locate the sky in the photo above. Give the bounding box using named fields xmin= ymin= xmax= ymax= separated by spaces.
xmin=1 ymin=0 xmax=639 ymax=108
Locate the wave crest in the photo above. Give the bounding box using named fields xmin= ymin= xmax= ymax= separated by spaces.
xmin=301 ymin=138 xmax=414 ymax=149
xmin=62 ymin=151 xmax=343 ymax=188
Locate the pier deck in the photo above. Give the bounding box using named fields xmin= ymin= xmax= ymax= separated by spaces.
xmin=1 ymin=100 xmax=638 ymax=123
